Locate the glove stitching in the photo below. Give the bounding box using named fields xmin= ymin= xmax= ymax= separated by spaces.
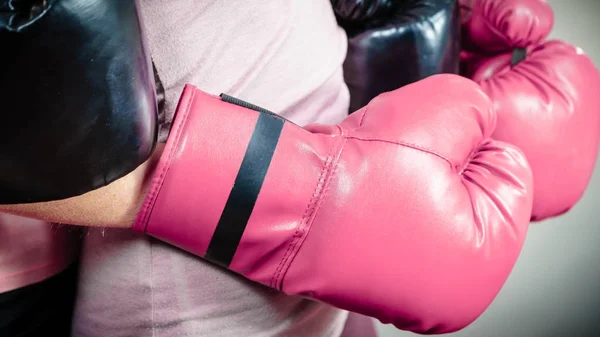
xmin=137 ymin=88 xmax=196 ymax=232
xmin=270 ymin=135 xmax=346 ymax=289
xmin=344 ymin=135 xmax=456 ymax=170
xmin=357 ymin=104 xmax=369 ymax=127
xmin=270 ymin=136 xmax=343 ymax=288
xmin=348 ymin=96 xmax=472 ymax=172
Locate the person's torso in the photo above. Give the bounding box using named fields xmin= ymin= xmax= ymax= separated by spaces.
xmin=72 ymin=1 xmax=351 ymax=336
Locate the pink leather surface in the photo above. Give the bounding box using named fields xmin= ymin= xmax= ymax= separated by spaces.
xmin=134 ymin=88 xmax=257 ymax=255
xmin=230 ymin=123 xmax=336 ymax=284
xmin=460 ymin=0 xmax=554 ymax=52
xmin=135 ymin=74 xmax=534 ymax=334
xmin=460 ymin=0 xmax=600 ymax=221
xmin=472 ymin=40 xmax=600 ymax=220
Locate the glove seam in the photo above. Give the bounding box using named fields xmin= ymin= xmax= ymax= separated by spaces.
xmin=345 ymin=135 xmax=458 ymax=170
xmin=349 ymin=97 xmax=459 ymax=169
xmin=270 ymin=135 xmax=347 ymax=290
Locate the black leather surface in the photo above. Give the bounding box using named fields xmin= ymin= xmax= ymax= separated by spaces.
xmin=334 ymin=0 xmax=461 ymax=112
xmin=0 ymin=0 xmax=157 ymax=203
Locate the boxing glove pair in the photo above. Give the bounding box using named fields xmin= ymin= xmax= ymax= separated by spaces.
xmin=332 ymin=0 xmax=461 ymax=112
xmin=460 ymin=0 xmax=600 ymax=221
xmin=1 ymin=0 xmax=535 ymax=333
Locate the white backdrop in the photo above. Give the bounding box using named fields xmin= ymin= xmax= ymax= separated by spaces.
xmin=378 ymin=1 xmax=600 ymax=336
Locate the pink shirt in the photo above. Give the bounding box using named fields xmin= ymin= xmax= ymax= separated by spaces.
xmin=0 ymin=215 xmax=79 ymax=293
xmin=72 ymin=1 xmax=353 ymax=337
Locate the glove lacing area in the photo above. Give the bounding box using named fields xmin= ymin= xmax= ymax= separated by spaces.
xmin=0 ymin=0 xmax=52 ymax=32
xmin=511 ymin=47 xmax=527 ymax=66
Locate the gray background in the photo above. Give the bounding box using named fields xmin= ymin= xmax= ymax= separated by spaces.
xmin=377 ymin=0 xmax=600 ymax=336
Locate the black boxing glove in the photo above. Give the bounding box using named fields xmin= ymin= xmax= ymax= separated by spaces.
xmin=331 ymin=0 xmax=395 ymax=21
xmin=333 ymin=0 xmax=461 ymax=112
xmin=0 ymin=0 xmax=157 ymax=204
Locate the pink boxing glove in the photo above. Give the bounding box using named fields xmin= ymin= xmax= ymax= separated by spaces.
xmin=459 ymin=0 xmax=554 ymax=53
xmin=133 ymin=74 xmax=534 ymax=334
xmin=460 ymin=0 xmax=600 ymax=221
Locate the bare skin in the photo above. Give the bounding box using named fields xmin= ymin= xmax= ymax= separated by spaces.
xmin=0 ymin=144 xmax=165 ymax=228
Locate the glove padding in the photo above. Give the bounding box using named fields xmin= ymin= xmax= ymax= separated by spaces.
xmin=460 ymin=0 xmax=600 ymax=221
xmin=0 ymin=0 xmax=157 ymax=203
xmin=459 ymin=0 xmax=554 ymax=52
xmin=134 ymin=74 xmax=534 ymax=334
xmin=333 ymin=0 xmax=461 ymax=112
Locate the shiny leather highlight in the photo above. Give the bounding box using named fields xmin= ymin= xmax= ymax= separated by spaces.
xmin=134 ymin=74 xmax=534 ymax=334
xmin=335 ymin=0 xmax=461 ymax=112
xmin=472 ymin=41 xmax=600 ymax=221
xmin=0 ymin=0 xmax=157 ymax=203
xmin=460 ymin=0 xmax=600 ymax=220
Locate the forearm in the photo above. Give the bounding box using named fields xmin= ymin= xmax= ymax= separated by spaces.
xmin=0 ymin=145 xmax=164 ymax=229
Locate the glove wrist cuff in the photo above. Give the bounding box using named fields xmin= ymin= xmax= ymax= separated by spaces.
xmin=133 ymin=85 xmax=338 ymax=283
